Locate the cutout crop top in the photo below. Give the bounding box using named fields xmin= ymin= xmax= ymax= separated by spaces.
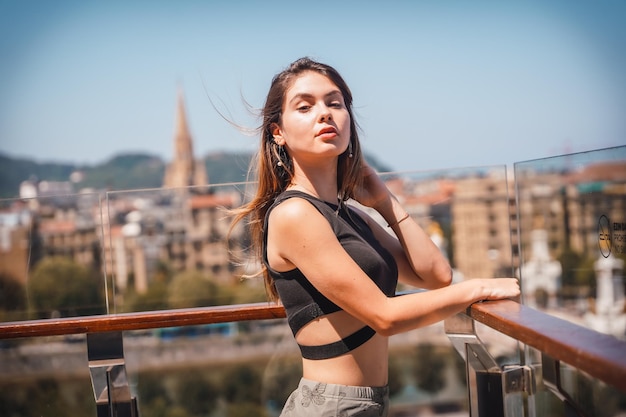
xmin=263 ymin=190 xmax=398 ymax=360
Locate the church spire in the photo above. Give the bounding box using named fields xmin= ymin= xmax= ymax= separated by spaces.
xmin=174 ymin=87 xmax=193 ymax=163
xmin=163 ymin=87 xmax=208 ymax=188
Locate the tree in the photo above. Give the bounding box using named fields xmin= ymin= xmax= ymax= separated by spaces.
xmin=167 ymin=270 xmax=232 ymax=309
xmin=27 ymin=217 xmax=45 ymax=269
xmin=226 ymin=402 xmax=269 ymax=417
xmin=173 ymin=370 xmax=219 ymax=415
xmin=29 ymin=256 xmax=104 ymax=318
xmin=413 ymin=343 xmax=447 ymax=394
xmin=558 ymin=247 xmax=584 ymax=288
xmin=123 ymin=282 xmax=169 ymax=313
xmin=231 ymin=279 xmax=268 ymax=304
xmin=387 ymin=354 xmax=406 ymax=398
xmin=0 ymin=272 xmax=27 ymax=321
xmin=135 ymin=373 xmax=172 ymax=417
xmin=577 ymin=257 xmax=598 ymax=293
xmin=262 ymin=355 xmax=302 ymax=408
xmin=223 ymin=364 xmax=263 ymax=404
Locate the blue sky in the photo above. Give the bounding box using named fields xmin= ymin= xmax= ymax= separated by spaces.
xmin=1 ymin=0 xmax=624 ymax=172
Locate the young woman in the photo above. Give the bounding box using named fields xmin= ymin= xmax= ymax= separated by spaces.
xmin=231 ymin=57 xmax=520 ymax=416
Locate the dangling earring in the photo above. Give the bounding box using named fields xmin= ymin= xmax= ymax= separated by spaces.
xmin=348 ymin=141 xmax=353 ymax=158
xmin=273 ymin=141 xmax=287 ymax=167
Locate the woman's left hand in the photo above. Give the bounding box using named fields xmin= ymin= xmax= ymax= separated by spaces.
xmin=353 ymin=163 xmax=392 ymax=210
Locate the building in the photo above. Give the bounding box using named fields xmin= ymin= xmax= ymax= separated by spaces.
xmin=451 ymin=170 xmax=517 ymax=279
xmin=0 ymin=204 xmax=31 ymax=286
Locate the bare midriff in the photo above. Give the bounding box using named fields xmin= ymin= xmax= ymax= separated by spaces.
xmin=296 ymin=310 xmax=389 ymax=387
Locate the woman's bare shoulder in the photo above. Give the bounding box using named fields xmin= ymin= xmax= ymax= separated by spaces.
xmin=271 ymin=195 xmax=316 ymax=218
xmin=268 ymin=196 xmax=328 ymax=233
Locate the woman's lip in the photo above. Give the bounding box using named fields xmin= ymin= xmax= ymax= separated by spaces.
xmin=316 ymin=127 xmax=338 ymax=137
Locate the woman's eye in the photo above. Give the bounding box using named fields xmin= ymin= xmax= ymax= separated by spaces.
xmin=329 ymin=101 xmax=343 ymax=108
xmin=297 ymin=105 xmax=311 ymax=112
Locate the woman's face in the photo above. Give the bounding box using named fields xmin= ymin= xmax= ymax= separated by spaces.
xmin=272 ymin=71 xmax=351 ymax=163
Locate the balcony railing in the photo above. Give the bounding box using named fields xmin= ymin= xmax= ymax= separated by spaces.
xmin=0 ymin=303 xmax=286 ymax=340
xmin=0 ymin=299 xmax=625 ymax=416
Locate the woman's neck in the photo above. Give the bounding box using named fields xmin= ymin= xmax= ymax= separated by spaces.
xmin=288 ymin=162 xmax=338 ymax=204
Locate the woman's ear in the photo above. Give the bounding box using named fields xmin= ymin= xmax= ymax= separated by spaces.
xmin=271 ymin=123 xmax=284 ymax=145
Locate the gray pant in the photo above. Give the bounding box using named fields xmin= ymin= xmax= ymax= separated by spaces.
xmin=279 ymin=378 xmax=389 ymax=417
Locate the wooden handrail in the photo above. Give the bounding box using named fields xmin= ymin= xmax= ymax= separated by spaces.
xmin=1 ymin=299 xmax=624 ymax=393
xmin=469 ymin=299 xmax=626 ymax=392
xmin=0 ymin=302 xmax=286 ymax=339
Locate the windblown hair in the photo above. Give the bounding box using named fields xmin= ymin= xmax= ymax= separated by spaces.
xmin=230 ymin=57 xmax=364 ymax=301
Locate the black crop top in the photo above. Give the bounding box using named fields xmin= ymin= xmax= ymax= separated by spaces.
xmin=263 ymin=190 xmax=398 ymax=360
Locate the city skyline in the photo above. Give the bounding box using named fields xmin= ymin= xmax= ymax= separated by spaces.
xmin=1 ymin=0 xmax=625 ymax=172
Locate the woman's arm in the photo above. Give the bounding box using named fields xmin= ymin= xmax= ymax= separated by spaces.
xmin=267 ymin=197 xmax=520 ymax=337
xmin=353 ymin=165 xmax=452 ymax=289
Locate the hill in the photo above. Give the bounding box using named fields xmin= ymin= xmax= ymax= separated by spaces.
xmin=0 ymin=154 xmax=80 ymax=199
xmin=0 ymin=151 xmax=392 ymax=199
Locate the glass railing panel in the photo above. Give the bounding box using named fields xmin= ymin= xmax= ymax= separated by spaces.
xmin=514 ymin=146 xmax=626 ymax=335
xmin=379 ymin=164 xmax=522 ymax=368
xmin=102 ymin=183 xmax=267 ymax=314
xmin=124 ymin=324 xmax=299 ymax=416
xmin=514 ymin=146 xmax=626 ymax=416
xmin=0 ymin=191 xmax=108 ymax=322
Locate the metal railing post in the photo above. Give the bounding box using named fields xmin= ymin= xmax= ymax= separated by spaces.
xmin=87 ymin=331 xmax=139 ymax=417
xmin=445 ymin=312 xmax=535 ymax=417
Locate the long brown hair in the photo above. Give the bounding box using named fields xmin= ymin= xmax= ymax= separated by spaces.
xmin=230 ymin=57 xmax=364 ymax=301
